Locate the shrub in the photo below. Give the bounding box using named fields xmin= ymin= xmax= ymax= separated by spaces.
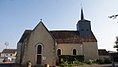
xmin=104 ymin=58 xmax=112 ymax=64
xmin=59 ymin=64 xmax=64 ymax=67
xmin=58 ymin=55 xmax=84 ymax=64
xmin=85 ymin=60 xmax=92 ymax=65
xmin=85 ymin=60 xmax=98 ymax=65
xmin=97 ymin=58 xmax=112 ymax=64
xmin=96 ymin=59 xmax=104 ymax=64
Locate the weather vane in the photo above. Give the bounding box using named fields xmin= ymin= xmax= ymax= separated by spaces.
xmin=40 ymin=19 xmax=42 ymax=22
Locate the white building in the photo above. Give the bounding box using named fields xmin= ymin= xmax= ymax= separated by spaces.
xmin=0 ymin=49 xmax=17 ymax=63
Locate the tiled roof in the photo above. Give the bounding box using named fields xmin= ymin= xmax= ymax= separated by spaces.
xmin=19 ymin=30 xmax=32 ymax=42
xmin=98 ymin=49 xmax=109 ymax=56
xmin=19 ymin=30 xmax=97 ymax=44
xmin=2 ymin=49 xmax=17 ymax=54
xmin=50 ymin=30 xmax=97 ymax=44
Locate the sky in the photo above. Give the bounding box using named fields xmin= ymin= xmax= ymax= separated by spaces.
xmin=0 ymin=0 xmax=118 ymax=52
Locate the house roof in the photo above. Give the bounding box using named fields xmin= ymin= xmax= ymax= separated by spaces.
xmin=2 ymin=49 xmax=17 ymax=54
xmin=50 ymin=30 xmax=97 ymax=44
xmin=98 ymin=49 xmax=109 ymax=56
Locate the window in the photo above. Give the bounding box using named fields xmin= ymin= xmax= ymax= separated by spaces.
xmin=81 ymin=29 xmax=84 ymax=31
xmin=37 ymin=55 xmax=41 ymax=64
xmin=37 ymin=45 xmax=42 ymax=54
xmin=10 ymin=54 xmax=12 ymax=56
xmin=57 ymin=49 xmax=61 ymax=55
xmin=73 ymin=49 xmax=76 ymax=55
xmin=86 ymin=29 xmax=89 ymax=31
xmin=37 ymin=45 xmax=42 ymax=64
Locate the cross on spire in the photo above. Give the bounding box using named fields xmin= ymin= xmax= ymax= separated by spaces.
xmin=40 ymin=19 xmax=42 ymax=22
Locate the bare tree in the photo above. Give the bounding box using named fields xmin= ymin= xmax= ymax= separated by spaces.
xmin=108 ymin=14 xmax=118 ymax=19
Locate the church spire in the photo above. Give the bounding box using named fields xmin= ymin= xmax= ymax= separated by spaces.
xmin=77 ymin=7 xmax=92 ymax=36
xmin=81 ymin=7 xmax=84 ymax=20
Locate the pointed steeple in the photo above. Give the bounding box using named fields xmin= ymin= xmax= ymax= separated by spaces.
xmin=77 ymin=8 xmax=92 ymax=36
xmin=81 ymin=8 xmax=84 ymax=20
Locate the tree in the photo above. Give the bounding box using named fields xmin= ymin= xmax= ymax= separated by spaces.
xmin=114 ymin=37 xmax=118 ymax=51
xmin=109 ymin=15 xmax=118 ymax=51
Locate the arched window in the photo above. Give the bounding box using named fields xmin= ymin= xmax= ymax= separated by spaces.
xmin=37 ymin=45 xmax=42 ymax=64
xmin=73 ymin=49 xmax=76 ymax=55
xmin=37 ymin=45 xmax=42 ymax=54
xmin=57 ymin=49 xmax=61 ymax=55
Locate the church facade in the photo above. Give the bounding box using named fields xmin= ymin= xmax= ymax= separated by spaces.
xmin=16 ymin=8 xmax=98 ymax=66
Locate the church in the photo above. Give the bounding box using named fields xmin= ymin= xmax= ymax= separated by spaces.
xmin=16 ymin=8 xmax=99 ymax=67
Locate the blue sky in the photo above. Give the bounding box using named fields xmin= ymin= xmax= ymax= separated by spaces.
xmin=0 ymin=0 xmax=118 ymax=51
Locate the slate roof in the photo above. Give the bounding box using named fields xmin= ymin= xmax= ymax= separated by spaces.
xmin=98 ymin=49 xmax=109 ymax=56
xmin=50 ymin=30 xmax=97 ymax=44
xmin=2 ymin=49 xmax=17 ymax=54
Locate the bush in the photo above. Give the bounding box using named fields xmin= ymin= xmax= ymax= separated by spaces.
xmin=59 ymin=64 xmax=64 ymax=67
xmin=104 ymin=58 xmax=112 ymax=64
xmin=58 ymin=55 xmax=84 ymax=64
xmin=96 ymin=59 xmax=104 ymax=64
xmin=85 ymin=60 xmax=92 ymax=65
xmin=97 ymin=58 xmax=112 ymax=64
xmin=85 ymin=59 xmax=98 ymax=65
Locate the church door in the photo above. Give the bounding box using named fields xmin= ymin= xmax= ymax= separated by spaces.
xmin=37 ymin=45 xmax=42 ymax=65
